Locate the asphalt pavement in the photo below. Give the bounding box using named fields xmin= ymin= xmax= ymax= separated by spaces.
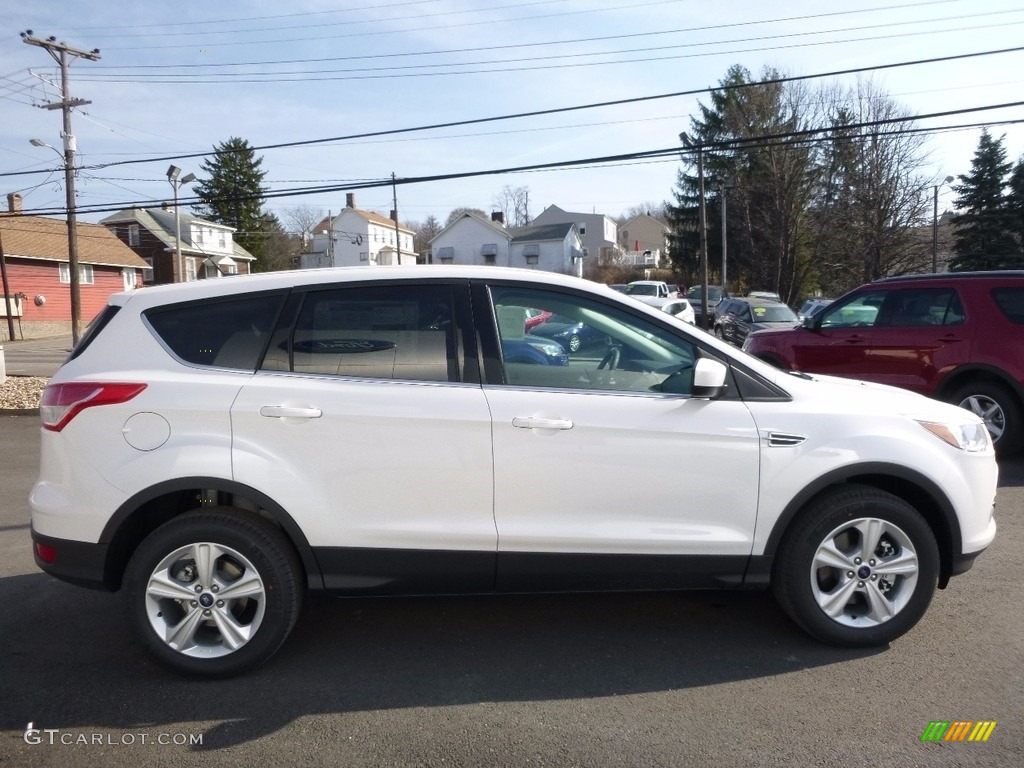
xmin=0 ymin=415 xmax=1022 ymax=767
xmin=0 ymin=336 xmax=71 ymax=378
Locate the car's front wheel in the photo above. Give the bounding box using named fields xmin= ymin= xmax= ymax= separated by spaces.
xmin=772 ymin=485 xmax=938 ymax=647
xmin=124 ymin=509 xmax=303 ymax=677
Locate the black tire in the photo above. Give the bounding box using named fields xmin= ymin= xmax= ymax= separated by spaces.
xmin=950 ymin=379 xmax=1024 ymax=456
xmin=772 ymin=485 xmax=939 ymax=647
xmin=567 ymin=334 xmax=581 ymax=353
xmin=124 ymin=509 xmax=303 ymax=677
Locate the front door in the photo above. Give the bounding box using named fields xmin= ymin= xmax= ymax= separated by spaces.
xmin=482 ymin=284 xmax=761 ymax=591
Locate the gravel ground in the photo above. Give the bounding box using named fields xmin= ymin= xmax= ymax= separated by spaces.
xmin=0 ymin=376 xmax=46 ymax=411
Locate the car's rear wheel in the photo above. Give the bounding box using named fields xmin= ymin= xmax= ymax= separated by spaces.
xmin=951 ymin=379 xmax=1023 ymax=455
xmin=773 ymin=485 xmax=938 ymax=647
xmin=124 ymin=509 xmax=302 ymax=677
xmin=567 ymin=334 xmax=581 ymax=353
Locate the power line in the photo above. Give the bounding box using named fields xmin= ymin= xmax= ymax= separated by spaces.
xmin=3 ymin=44 xmax=1021 ymax=182
xmin=83 ymin=0 xmax=967 ymax=67
xmin=77 ymin=15 xmax=1024 ymax=84
xmin=13 ymin=109 xmax=1024 ymax=219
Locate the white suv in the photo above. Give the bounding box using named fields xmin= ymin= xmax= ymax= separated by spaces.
xmin=31 ymin=267 xmax=998 ymax=676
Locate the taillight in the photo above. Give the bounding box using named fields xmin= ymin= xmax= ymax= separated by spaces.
xmin=40 ymin=382 xmax=147 ymax=432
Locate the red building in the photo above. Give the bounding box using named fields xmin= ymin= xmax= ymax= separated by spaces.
xmin=1 ymin=193 xmax=148 ymax=340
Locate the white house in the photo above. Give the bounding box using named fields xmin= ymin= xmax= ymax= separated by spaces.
xmin=305 ymin=193 xmax=417 ymax=268
xmin=510 ymin=223 xmax=583 ymax=276
xmin=430 ymin=212 xmax=512 ymax=266
xmin=430 ymin=213 xmax=583 ymax=276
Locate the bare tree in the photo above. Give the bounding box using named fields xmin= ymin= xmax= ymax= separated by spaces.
xmin=413 ymin=215 xmax=443 ymax=257
xmin=445 ymin=207 xmax=488 ymax=227
xmin=282 ymin=204 xmax=326 ymax=248
xmin=492 ymin=185 xmax=531 ymax=227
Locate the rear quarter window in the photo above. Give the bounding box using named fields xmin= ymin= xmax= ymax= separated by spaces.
xmin=145 ymin=292 xmax=287 ymax=370
xmin=991 ymin=287 xmax=1024 ymax=324
xmin=65 ymin=305 xmax=120 ymax=363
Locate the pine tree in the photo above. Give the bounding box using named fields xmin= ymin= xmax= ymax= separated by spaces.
xmin=1006 ymin=157 xmax=1024 ymax=257
xmin=192 ymin=137 xmax=270 ymax=267
xmin=950 ymin=130 xmax=1019 ymax=270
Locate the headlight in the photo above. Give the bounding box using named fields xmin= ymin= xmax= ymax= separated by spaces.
xmin=917 ymin=420 xmax=991 ymax=452
xmin=528 ymin=341 xmax=565 ymax=357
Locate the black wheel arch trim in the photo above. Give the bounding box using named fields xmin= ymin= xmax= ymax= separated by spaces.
xmin=936 ymin=363 xmax=1024 ymax=403
xmin=100 ymin=476 xmax=323 ymax=591
xmin=750 ymin=462 xmax=963 ymax=587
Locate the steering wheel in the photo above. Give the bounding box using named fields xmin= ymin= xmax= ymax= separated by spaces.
xmin=597 ymin=346 xmax=621 ymax=370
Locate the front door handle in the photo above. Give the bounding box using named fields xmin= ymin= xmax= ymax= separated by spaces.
xmin=260 ymin=405 xmax=323 ymax=419
xmin=512 ymin=417 xmax=573 ymax=430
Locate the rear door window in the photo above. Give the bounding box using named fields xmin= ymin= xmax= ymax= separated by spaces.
xmin=262 ymin=283 xmax=461 ymax=383
xmin=880 ymin=288 xmax=963 ymax=327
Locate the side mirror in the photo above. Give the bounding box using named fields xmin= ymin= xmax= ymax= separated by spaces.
xmin=801 ymin=314 xmax=819 ymax=330
xmin=691 ymin=357 xmax=728 ymax=399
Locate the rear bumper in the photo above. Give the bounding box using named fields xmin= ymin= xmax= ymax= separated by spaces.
xmin=31 ymin=528 xmax=113 ymax=591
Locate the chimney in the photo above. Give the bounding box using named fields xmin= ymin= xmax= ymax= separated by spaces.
xmin=346 ymin=193 xmax=355 ymax=209
xmin=390 ymin=209 xmax=398 ymax=223
xmin=7 ymin=193 xmax=22 ymax=214
xmin=162 ymin=201 xmax=172 ymax=211
xmin=491 ymin=211 xmax=504 ymax=225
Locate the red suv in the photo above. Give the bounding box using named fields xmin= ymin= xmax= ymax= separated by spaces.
xmin=743 ymin=271 xmax=1024 ymax=454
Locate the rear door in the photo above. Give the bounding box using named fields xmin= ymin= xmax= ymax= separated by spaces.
xmin=230 ymin=280 xmax=497 ymax=593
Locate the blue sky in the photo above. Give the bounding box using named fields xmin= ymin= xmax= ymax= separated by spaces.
xmin=2 ymin=0 xmax=1023 ymax=231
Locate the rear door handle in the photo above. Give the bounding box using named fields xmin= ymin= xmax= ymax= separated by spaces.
xmin=512 ymin=417 xmax=573 ymax=430
xmin=940 ymin=336 xmax=963 ymax=343
xmin=260 ymin=405 xmax=323 ymax=419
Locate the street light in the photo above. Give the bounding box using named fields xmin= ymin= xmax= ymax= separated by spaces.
xmin=681 ymin=132 xmax=709 ymax=329
xmin=932 ymin=175 xmax=955 ymax=273
xmin=167 ymin=165 xmax=196 ymax=283
xmin=31 ymin=136 xmax=83 ymax=343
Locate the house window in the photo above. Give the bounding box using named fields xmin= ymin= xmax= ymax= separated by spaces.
xmin=194 ymin=227 xmax=204 ymax=244
xmin=483 ymin=254 xmax=496 ymax=265
xmin=437 ymin=246 xmax=454 ymax=263
xmin=186 ymin=258 xmax=197 ymax=282
xmin=122 ymin=268 xmax=136 ymax=291
xmin=128 ymin=224 xmax=140 ymax=247
xmin=205 ymin=262 xmax=219 ymax=279
xmin=218 ymin=231 xmax=226 ymax=248
xmin=360 ymin=251 xmax=369 ymax=261
xmin=141 ymin=257 xmax=154 ymax=283
xmin=58 ymin=264 xmax=94 ymax=284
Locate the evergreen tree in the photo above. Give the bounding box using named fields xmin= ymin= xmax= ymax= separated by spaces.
xmin=192 ymin=137 xmax=270 ymax=266
xmin=1007 ymin=156 xmax=1024 ymax=257
xmin=950 ymin=130 xmax=1018 ymax=270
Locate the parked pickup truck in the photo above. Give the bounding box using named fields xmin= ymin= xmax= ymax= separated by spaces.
xmin=623 ymin=280 xmax=677 ymax=299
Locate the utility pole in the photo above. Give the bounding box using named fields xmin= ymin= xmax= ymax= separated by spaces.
xmin=21 ymin=31 xmax=101 ymax=345
xmin=325 ymin=210 xmax=333 ymax=266
xmin=681 ymin=133 xmax=709 ymax=329
xmin=391 ymin=173 xmax=401 ymax=266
